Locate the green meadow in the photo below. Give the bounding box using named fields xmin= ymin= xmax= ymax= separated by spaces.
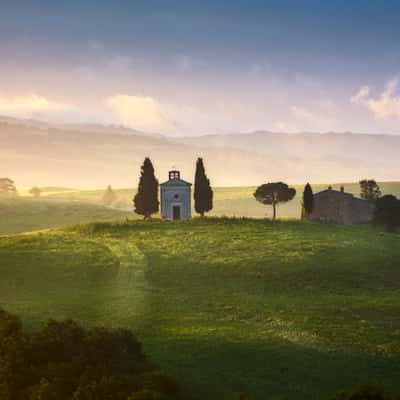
xmin=0 ymin=196 xmax=130 ymax=235
xmin=1 ymin=218 xmax=400 ymax=399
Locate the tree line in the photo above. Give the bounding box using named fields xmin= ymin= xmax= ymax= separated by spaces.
xmin=0 ymin=178 xmax=43 ymax=198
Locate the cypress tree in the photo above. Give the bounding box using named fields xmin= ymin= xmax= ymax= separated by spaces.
xmin=194 ymin=158 xmax=213 ymax=217
xmin=133 ymin=158 xmax=159 ymax=219
xmin=102 ymin=185 xmax=117 ymax=206
xmin=302 ymin=183 xmax=314 ymax=218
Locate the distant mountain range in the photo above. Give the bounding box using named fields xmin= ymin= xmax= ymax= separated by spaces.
xmin=1 ymin=116 xmax=399 ymax=188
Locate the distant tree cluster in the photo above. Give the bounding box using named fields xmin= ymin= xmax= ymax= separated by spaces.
xmin=0 ymin=308 xmax=178 ymax=400
xmin=0 ymin=178 xmax=17 ymax=195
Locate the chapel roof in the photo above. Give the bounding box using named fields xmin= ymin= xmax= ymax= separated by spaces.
xmin=160 ymin=170 xmax=192 ymax=187
xmin=160 ymin=178 xmax=192 ymax=187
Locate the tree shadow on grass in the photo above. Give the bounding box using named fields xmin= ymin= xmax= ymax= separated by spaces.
xmin=144 ymin=330 xmax=400 ymax=400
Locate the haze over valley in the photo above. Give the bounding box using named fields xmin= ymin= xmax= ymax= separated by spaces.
xmin=2 ymin=116 xmax=399 ymax=188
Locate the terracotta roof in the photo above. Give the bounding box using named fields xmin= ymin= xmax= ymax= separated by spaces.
xmin=314 ymin=188 xmax=354 ymax=198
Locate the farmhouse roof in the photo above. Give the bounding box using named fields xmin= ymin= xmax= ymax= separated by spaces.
xmin=314 ymin=188 xmax=354 ymax=198
xmin=314 ymin=187 xmax=370 ymax=204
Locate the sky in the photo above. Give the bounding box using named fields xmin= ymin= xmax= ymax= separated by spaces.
xmin=1 ymin=0 xmax=400 ymax=136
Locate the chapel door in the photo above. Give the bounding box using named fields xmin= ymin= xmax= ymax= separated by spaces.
xmin=172 ymin=205 xmax=181 ymax=220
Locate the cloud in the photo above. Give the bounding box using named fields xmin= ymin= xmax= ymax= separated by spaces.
xmin=105 ymin=95 xmax=175 ymax=131
xmin=105 ymin=94 xmax=214 ymax=134
xmin=0 ymin=94 xmax=71 ymax=115
xmin=351 ymin=86 xmax=370 ymax=104
xmin=0 ymin=92 xmax=211 ymax=134
xmin=351 ymin=78 xmax=400 ymax=119
xmin=0 ymin=94 xmax=113 ymax=125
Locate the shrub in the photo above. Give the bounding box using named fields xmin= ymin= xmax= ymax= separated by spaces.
xmin=373 ymin=195 xmax=400 ymax=232
xmin=0 ymin=308 xmax=178 ymax=400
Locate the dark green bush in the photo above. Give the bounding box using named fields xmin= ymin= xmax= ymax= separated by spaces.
xmin=0 ymin=308 xmax=178 ymax=400
xmin=373 ymin=195 xmax=400 ymax=232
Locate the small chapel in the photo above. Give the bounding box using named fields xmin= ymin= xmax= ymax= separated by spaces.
xmin=160 ymin=170 xmax=192 ymax=220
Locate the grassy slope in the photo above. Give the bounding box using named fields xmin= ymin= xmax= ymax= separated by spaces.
xmin=43 ymin=182 xmax=400 ymax=219
xmin=1 ymin=219 xmax=399 ymax=399
xmin=0 ymin=196 xmax=130 ymax=235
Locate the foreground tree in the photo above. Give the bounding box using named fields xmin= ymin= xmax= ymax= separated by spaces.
xmin=373 ymin=194 xmax=400 ymax=232
xmin=302 ymin=183 xmax=314 ymax=218
xmin=102 ymin=185 xmax=117 ymax=206
xmin=0 ymin=178 xmax=17 ymax=195
xmin=133 ymin=158 xmax=159 ymax=219
xmin=359 ymin=179 xmax=381 ymax=201
xmin=29 ymin=186 xmax=42 ymax=198
xmin=0 ymin=308 xmax=179 ymax=400
xmin=254 ymin=182 xmax=296 ymax=220
xmin=194 ymin=158 xmax=213 ymax=217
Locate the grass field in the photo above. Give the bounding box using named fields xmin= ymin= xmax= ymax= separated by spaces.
xmin=1 ymin=218 xmax=400 ymax=399
xmin=0 ymin=196 xmax=130 ymax=235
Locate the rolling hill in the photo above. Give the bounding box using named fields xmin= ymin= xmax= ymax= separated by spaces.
xmin=1 ymin=116 xmax=399 ymax=189
xmin=1 ymin=219 xmax=399 ymax=399
xmin=0 ymin=196 xmax=130 ymax=235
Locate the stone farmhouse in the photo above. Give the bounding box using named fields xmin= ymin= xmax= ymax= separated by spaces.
xmin=160 ymin=170 xmax=192 ymax=220
xmin=307 ymin=186 xmax=374 ymax=225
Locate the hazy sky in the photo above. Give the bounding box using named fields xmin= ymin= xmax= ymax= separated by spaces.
xmin=1 ymin=0 xmax=400 ymax=135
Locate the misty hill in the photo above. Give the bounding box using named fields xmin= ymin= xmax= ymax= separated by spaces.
xmin=177 ymin=130 xmax=400 ymax=171
xmin=1 ymin=117 xmax=399 ymax=188
xmin=1 ymin=117 xmax=261 ymax=188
